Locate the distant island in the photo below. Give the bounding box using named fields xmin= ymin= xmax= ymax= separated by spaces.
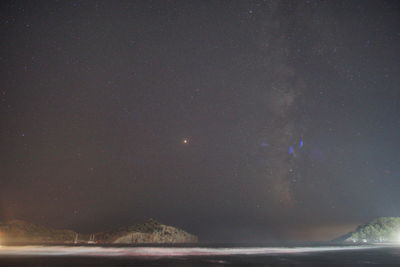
xmin=335 ymin=217 xmax=400 ymax=243
xmin=0 ymin=219 xmax=197 ymax=244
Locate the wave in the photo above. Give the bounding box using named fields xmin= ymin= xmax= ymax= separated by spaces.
xmin=0 ymin=245 xmax=381 ymax=257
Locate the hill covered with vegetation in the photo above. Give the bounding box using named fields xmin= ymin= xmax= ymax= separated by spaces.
xmin=337 ymin=217 xmax=400 ymax=243
xmin=94 ymin=219 xmax=198 ymax=244
xmin=0 ymin=220 xmax=77 ymax=244
xmin=0 ymin=219 xmax=197 ymax=244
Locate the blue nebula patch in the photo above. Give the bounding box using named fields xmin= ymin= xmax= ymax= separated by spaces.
xmin=260 ymin=142 xmax=270 ymax=147
xmin=299 ymin=140 xmax=303 ymax=148
xmin=288 ymin=146 xmax=294 ymax=155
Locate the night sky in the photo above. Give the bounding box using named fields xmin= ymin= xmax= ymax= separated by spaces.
xmin=1 ymin=0 xmax=400 ymax=242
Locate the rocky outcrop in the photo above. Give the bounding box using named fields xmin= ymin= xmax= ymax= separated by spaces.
xmin=94 ymin=219 xmax=198 ymax=244
xmin=0 ymin=220 xmax=77 ymax=244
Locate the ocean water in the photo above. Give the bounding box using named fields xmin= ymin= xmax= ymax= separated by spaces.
xmin=0 ymin=244 xmax=400 ymax=266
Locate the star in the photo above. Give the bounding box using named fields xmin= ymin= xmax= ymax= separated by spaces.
xmin=182 ymin=138 xmax=189 ymax=144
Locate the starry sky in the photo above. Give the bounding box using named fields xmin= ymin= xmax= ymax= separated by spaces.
xmin=1 ymin=0 xmax=400 ymax=242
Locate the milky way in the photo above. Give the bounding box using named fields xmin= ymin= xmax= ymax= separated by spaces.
xmin=1 ymin=0 xmax=400 ymax=242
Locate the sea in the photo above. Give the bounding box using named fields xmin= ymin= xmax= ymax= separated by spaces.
xmin=0 ymin=243 xmax=400 ymax=266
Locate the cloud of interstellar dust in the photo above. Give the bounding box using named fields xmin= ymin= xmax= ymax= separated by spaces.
xmin=253 ymin=2 xmax=306 ymax=206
